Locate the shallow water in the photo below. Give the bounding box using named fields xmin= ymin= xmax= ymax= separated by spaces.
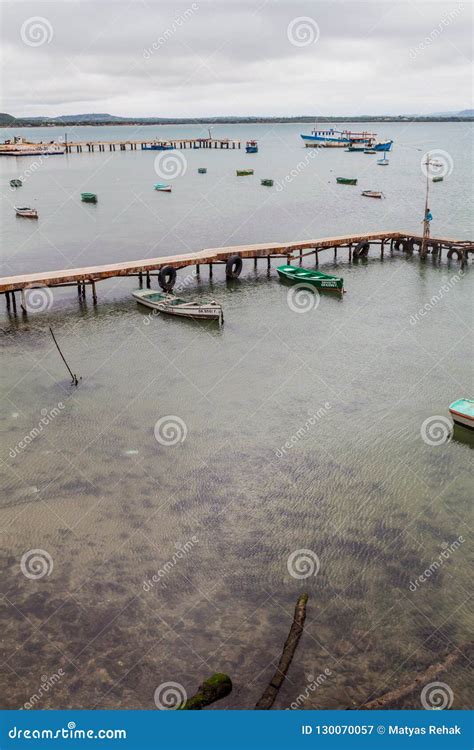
xmin=0 ymin=123 xmax=472 ymax=710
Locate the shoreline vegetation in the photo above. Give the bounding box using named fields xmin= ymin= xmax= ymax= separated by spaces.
xmin=1 ymin=113 xmax=473 ymax=128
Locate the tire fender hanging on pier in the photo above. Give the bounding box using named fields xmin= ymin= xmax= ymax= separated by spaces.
xmin=158 ymin=265 xmax=177 ymax=291
xmin=353 ymin=241 xmax=370 ymax=258
xmin=394 ymin=239 xmax=413 ymax=254
xmin=225 ymin=255 xmax=243 ymax=279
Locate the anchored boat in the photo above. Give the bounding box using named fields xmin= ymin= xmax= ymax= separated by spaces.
xmin=261 ymin=179 xmax=274 ymax=186
xmin=132 ymin=290 xmax=223 ymax=323
xmin=15 ymin=206 xmax=38 ymax=218
xmin=448 ymin=399 xmax=474 ymax=430
xmin=154 ymin=183 xmax=172 ymax=192
xmin=141 ymin=141 xmax=175 ymax=151
xmin=236 ymin=169 xmax=254 ymax=176
xmin=345 ymin=145 xmax=366 ymax=152
xmin=301 ymin=128 xmax=376 ymax=147
xmin=361 ymin=190 xmax=384 ymax=199
xmin=10 ymin=179 xmax=22 ymax=187
xmin=198 ymin=167 xmax=207 ymax=174
xmin=81 ymin=192 xmax=98 ymax=203
xmin=336 ymin=177 xmax=357 ymax=185
xmin=432 ymin=176 xmax=444 ymax=183
xmin=245 ymin=140 xmax=258 ymax=153
xmin=377 ymin=157 xmax=389 ymax=166
xmin=372 ymin=140 xmax=393 ymax=152
xmin=277 ymin=265 xmax=343 ymax=291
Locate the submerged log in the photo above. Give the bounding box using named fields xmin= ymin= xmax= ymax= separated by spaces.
xmin=359 ymin=641 xmax=473 ymax=710
xmin=180 ymin=673 xmax=232 ymax=710
xmin=255 ymin=593 xmax=308 ymax=710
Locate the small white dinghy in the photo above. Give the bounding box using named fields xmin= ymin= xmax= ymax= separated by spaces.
xmin=448 ymin=399 xmax=474 ymax=430
xmin=132 ymin=289 xmax=223 ymax=323
xmin=15 ymin=206 xmax=38 ymax=218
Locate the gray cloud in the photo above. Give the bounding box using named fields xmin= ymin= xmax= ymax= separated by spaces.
xmin=1 ymin=0 xmax=472 ymax=116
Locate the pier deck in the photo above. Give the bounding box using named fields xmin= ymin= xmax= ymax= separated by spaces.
xmin=1 ymin=231 xmax=472 ymax=312
xmin=63 ymin=137 xmax=241 ymax=153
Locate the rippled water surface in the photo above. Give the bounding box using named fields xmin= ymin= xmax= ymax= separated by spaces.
xmin=0 ymin=123 xmax=472 ymax=710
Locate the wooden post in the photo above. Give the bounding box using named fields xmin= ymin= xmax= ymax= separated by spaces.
xmin=286 ymin=255 xmax=291 ymax=265
xmin=315 ymin=251 xmax=319 ymax=267
xmin=348 ymin=244 xmax=352 ymax=262
xmin=254 ymin=257 xmax=257 ymax=269
xmin=139 ymin=272 xmax=143 ymax=287
xmin=209 ymin=263 xmax=213 ymax=278
xmin=380 ymin=239 xmax=385 ymax=259
xmin=5 ymin=292 xmax=11 ymax=310
xmin=20 ymin=290 xmax=27 ymax=313
xmin=267 ymin=256 xmax=271 ymax=270
xmin=334 ymin=247 xmax=337 ymax=260
xmin=196 ymin=264 xmax=200 ymax=276
xmin=146 ymin=272 xmax=151 ymax=288
xmin=91 ymin=280 xmax=97 ymax=304
xmin=12 ymin=292 xmax=17 ymax=314
xmin=77 ymin=282 xmax=82 ymax=298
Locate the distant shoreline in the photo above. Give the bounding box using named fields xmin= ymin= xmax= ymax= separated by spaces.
xmin=1 ymin=117 xmax=473 ymax=129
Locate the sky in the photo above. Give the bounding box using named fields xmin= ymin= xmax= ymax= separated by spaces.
xmin=1 ymin=0 xmax=472 ymax=118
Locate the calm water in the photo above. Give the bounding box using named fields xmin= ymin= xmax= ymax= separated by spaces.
xmin=0 ymin=123 xmax=472 ymax=710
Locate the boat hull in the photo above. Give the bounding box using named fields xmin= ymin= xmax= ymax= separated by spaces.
xmin=449 ymin=399 xmax=474 ymax=430
xmin=372 ymin=141 xmax=393 ymax=152
xmin=277 ymin=265 xmax=343 ymax=291
xmin=132 ymin=291 xmax=223 ymax=322
xmin=141 ymin=145 xmax=175 ymax=151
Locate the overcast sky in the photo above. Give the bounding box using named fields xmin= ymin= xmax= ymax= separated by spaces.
xmin=1 ymin=0 xmax=472 ymax=117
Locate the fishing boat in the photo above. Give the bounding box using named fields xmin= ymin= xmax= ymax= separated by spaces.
xmin=10 ymin=178 xmax=22 ymax=187
xmin=448 ymin=399 xmax=474 ymax=430
xmin=301 ymin=128 xmax=375 ymax=147
xmin=372 ymin=140 xmax=393 ymax=152
xmin=154 ymin=183 xmax=172 ymax=192
xmin=345 ymin=145 xmax=366 ymax=152
xmin=198 ymin=167 xmax=207 ymax=174
xmin=377 ymin=157 xmax=389 ymax=165
xmin=432 ymin=176 xmax=444 ymax=183
xmin=364 ymin=149 xmax=377 ymax=154
xmin=0 ymin=136 xmax=65 ymax=156
xmin=236 ymin=169 xmax=254 ymax=176
xmin=336 ymin=177 xmax=357 ymax=185
xmin=81 ymin=192 xmax=97 ymax=203
xmin=245 ymin=140 xmax=258 ymax=153
xmin=141 ymin=141 xmax=175 ymax=151
xmin=132 ymin=290 xmax=223 ymax=323
xmin=15 ymin=206 xmax=38 ymax=218
xmin=361 ymin=190 xmax=384 ymax=199
xmin=261 ymin=179 xmax=273 ymax=186
xmin=277 ymin=265 xmax=343 ymax=291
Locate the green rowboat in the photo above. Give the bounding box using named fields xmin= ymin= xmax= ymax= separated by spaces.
xmin=81 ymin=192 xmax=98 ymax=203
xmin=432 ymin=176 xmax=444 ymax=183
xmin=261 ymin=179 xmax=274 ymax=186
xmin=236 ymin=169 xmax=254 ymax=176
xmin=198 ymin=167 xmax=207 ymax=174
xmin=10 ymin=179 xmax=22 ymax=188
xmin=277 ymin=265 xmax=344 ymax=291
xmin=336 ymin=177 xmax=357 ymax=185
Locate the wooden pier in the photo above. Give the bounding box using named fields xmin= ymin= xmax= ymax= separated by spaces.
xmin=1 ymin=231 xmax=472 ymax=314
xmin=63 ymin=137 xmax=241 ymax=153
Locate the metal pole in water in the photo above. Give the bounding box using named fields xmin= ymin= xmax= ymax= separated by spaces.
xmin=49 ymin=327 xmax=79 ymax=386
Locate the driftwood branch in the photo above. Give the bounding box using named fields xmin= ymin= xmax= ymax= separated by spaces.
xmin=359 ymin=641 xmax=473 ymax=710
xmin=180 ymin=673 xmax=232 ymax=710
xmin=255 ymin=593 xmax=308 ymax=710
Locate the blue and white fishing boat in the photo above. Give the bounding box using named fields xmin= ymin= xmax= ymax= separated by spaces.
xmin=372 ymin=140 xmax=393 ymax=152
xmin=301 ymin=127 xmax=376 ymax=148
xmin=141 ymin=141 xmax=175 ymax=151
xmin=245 ymin=140 xmax=258 ymax=153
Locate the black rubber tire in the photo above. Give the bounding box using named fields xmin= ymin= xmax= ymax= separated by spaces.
xmin=394 ymin=239 xmax=413 ymax=254
xmin=447 ymin=248 xmax=461 ymax=260
xmin=158 ymin=265 xmax=177 ymax=291
xmin=353 ymin=242 xmax=370 ymax=258
xmin=225 ymin=254 xmax=243 ymax=279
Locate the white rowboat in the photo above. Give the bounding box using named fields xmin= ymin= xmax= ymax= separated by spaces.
xmin=132 ymin=289 xmax=223 ymax=323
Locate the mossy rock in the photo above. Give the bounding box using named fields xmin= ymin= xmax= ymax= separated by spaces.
xmin=180 ymin=673 xmax=232 ymax=710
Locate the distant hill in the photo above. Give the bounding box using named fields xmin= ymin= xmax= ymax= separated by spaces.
xmin=1 ymin=110 xmax=473 ymax=128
